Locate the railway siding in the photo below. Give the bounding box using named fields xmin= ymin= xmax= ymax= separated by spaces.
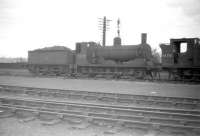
xmin=0 ymin=77 xmax=200 ymax=135
xmin=0 ymin=85 xmax=200 ymax=110
xmin=0 ymin=85 xmax=200 ymax=134
xmin=0 ymin=97 xmax=200 ymax=133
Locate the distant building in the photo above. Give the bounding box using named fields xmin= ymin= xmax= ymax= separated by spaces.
xmin=0 ymin=57 xmax=27 ymax=63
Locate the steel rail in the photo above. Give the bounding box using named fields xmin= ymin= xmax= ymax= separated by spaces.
xmin=0 ymin=104 xmax=200 ymax=133
xmin=0 ymin=96 xmax=200 ymax=128
xmin=0 ymin=85 xmax=199 ymax=110
xmin=0 ymin=96 xmax=199 ymax=120
xmin=1 ymin=92 xmax=200 ymax=115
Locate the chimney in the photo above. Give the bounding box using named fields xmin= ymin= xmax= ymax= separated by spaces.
xmin=141 ymin=33 xmax=147 ymax=44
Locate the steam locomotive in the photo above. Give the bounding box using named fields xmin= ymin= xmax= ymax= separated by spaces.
xmin=28 ymin=33 xmax=156 ymax=78
xmin=160 ymin=38 xmax=200 ymax=80
xmin=28 ymin=34 xmax=200 ymax=81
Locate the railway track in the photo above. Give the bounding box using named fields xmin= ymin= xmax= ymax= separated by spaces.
xmin=0 ymin=84 xmax=200 ymax=134
xmin=0 ymin=85 xmax=199 ymax=110
xmin=0 ymin=96 xmax=200 ymax=133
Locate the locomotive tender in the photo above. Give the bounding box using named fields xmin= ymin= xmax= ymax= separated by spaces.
xmin=28 ymin=46 xmax=74 ymax=75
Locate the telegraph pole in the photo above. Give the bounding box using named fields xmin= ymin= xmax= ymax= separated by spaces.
xmin=102 ymin=16 xmax=106 ymax=46
xmin=98 ymin=16 xmax=111 ymax=46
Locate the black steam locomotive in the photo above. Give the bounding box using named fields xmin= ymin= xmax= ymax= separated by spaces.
xmin=28 ymin=34 xmax=200 ymax=81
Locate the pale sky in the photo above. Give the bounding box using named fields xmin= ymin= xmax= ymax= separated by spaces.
xmin=0 ymin=0 xmax=200 ymax=58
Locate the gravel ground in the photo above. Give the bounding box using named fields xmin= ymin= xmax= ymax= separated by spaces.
xmin=0 ymin=117 xmax=192 ymax=136
xmin=0 ymin=75 xmax=199 ymax=136
xmin=0 ymin=117 xmax=148 ymax=136
xmin=0 ymin=76 xmax=199 ymax=98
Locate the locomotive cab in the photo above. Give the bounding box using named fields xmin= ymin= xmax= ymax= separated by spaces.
xmin=171 ymin=38 xmax=193 ymax=67
xmin=160 ymin=38 xmax=200 ymax=80
xmin=160 ymin=38 xmax=200 ymax=67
